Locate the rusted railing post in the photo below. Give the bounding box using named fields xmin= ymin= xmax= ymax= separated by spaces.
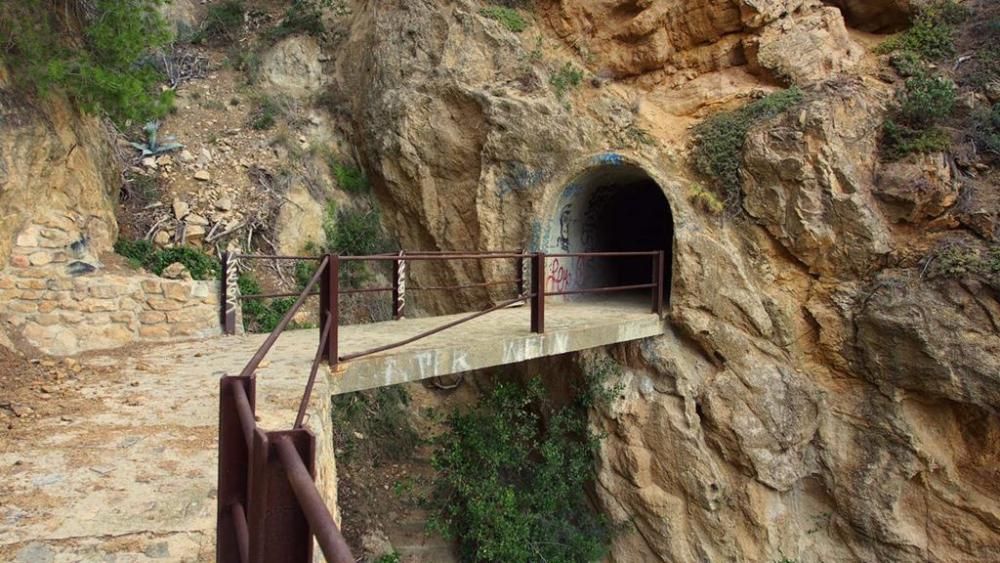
xmin=392 ymin=251 xmax=406 ymax=320
xmin=246 ymin=429 xmax=315 ymax=563
xmin=217 ymin=375 xmax=255 ymax=563
xmin=221 ymin=251 xmax=238 ymax=335
xmin=652 ymin=251 xmax=665 ymax=315
xmin=319 ymin=255 xmax=340 ymax=367
xmin=531 ymin=252 xmax=545 ymax=333
xmin=516 ymin=249 xmax=526 ymax=298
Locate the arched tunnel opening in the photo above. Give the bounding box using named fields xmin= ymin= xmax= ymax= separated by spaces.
xmin=542 ymin=162 xmax=673 ymax=303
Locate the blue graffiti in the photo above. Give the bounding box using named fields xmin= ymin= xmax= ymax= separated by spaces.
xmin=593 ymin=152 xmax=625 ymax=166
xmin=497 ymin=162 xmax=549 ymax=197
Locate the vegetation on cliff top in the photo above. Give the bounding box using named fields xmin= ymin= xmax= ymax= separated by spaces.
xmin=690 ymin=88 xmax=803 ymax=213
xmin=0 ymin=0 xmax=174 ymax=124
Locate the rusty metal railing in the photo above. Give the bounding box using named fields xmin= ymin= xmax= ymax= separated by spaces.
xmin=217 ymin=249 xmax=666 ymax=561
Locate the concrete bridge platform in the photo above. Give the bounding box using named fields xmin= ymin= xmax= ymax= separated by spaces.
xmin=220 ymin=297 xmax=665 ymax=394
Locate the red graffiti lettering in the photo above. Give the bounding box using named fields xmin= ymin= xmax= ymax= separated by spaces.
xmin=546 ymin=258 xmax=571 ymax=293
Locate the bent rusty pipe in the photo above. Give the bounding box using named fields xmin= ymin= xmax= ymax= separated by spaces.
xmin=274 ymin=436 xmax=355 ymax=563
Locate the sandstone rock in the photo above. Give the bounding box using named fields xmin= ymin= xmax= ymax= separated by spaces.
xmin=742 ymin=79 xmax=893 ymax=278
xmin=261 ymin=36 xmax=326 ymax=97
xmin=179 ymin=149 xmax=195 ymax=163
xmin=193 ymin=170 xmax=211 ymax=182
xmin=153 ymin=230 xmax=171 ymax=247
xmin=141 ymin=156 xmax=157 ymax=169
xmin=28 ymin=252 xmax=52 ymax=266
xmin=856 ymin=269 xmax=1000 ymax=410
xmin=186 ymin=213 xmax=209 ymax=226
xmin=360 ymin=529 xmax=394 ymax=560
xmin=172 ymin=199 xmax=190 ymax=219
xmin=161 ymin=263 xmax=193 ymax=281
xmin=214 ymin=196 xmax=233 ymax=212
xmin=874 ymin=152 xmax=957 ymax=223
xmin=185 ymin=225 xmax=206 ymax=242
xmin=274 ymin=179 xmax=326 ymax=255
xmin=745 ymin=7 xmax=863 ymax=85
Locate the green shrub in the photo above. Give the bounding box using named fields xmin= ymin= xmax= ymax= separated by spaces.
xmin=429 ymin=377 xmax=612 ymax=562
xmin=374 ymin=552 xmax=402 ymax=563
xmin=690 ymin=88 xmax=803 ymax=211
xmin=480 ymin=7 xmax=528 ymax=33
xmin=249 ymin=97 xmax=281 ymax=130
xmin=266 ymin=0 xmax=325 ymax=42
xmin=972 ymin=103 xmax=1000 ymax=156
xmin=889 ymin=51 xmax=925 ymax=78
xmin=876 ymin=0 xmax=968 ymax=60
xmin=196 ymin=0 xmax=245 ymax=43
xmin=328 ymin=159 xmax=369 ymax=193
xmin=550 ymin=62 xmax=584 ymax=100
xmin=114 ymin=239 xmax=220 ymax=280
xmin=237 ymin=274 xmax=298 ymax=333
xmin=0 ymin=0 xmax=174 ymax=124
xmin=882 ymin=120 xmax=951 ymax=160
xmin=925 ymin=242 xmax=1000 ymax=280
xmin=881 ymin=74 xmax=956 ymax=159
xmin=899 ymin=75 xmax=956 ymax=128
xmin=331 ymin=386 xmax=420 ymax=463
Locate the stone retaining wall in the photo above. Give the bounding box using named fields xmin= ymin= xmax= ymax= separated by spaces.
xmin=0 ymin=270 xmax=220 ymax=356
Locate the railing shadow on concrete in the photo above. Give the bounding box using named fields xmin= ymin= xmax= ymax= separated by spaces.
xmin=216 ymin=249 xmax=665 ymax=562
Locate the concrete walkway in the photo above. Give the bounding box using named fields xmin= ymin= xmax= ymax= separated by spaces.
xmin=0 ymin=297 xmax=662 ymax=561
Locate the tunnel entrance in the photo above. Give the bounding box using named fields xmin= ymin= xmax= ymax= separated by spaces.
xmin=541 ymin=162 xmax=673 ymax=301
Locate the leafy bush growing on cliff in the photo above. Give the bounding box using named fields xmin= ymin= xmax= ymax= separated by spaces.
xmin=480 ymin=7 xmax=528 ymax=33
xmin=328 ymin=158 xmax=369 ymax=193
xmin=690 ymin=88 xmax=803 ymax=213
xmin=114 ymin=239 xmax=220 ymax=280
xmin=876 ymin=0 xmax=968 ymax=60
xmin=882 ymin=74 xmax=956 ymax=160
xmin=0 ymin=0 xmax=174 ymax=124
xmin=428 ymin=363 xmax=621 ymax=563
xmin=194 ymin=0 xmax=246 ymax=44
xmin=266 ymin=0 xmax=325 ymax=43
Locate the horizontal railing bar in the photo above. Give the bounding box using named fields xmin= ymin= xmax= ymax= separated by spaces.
xmin=547 ymin=283 xmax=656 ymax=297
xmin=240 ymin=291 xmax=320 ymax=300
xmin=340 ymin=295 xmax=530 ymax=362
xmin=231 ymin=380 xmax=256 ymax=450
xmin=340 ymin=286 xmax=393 ymax=295
xmin=410 ymin=279 xmax=519 ymax=291
xmin=233 ymin=254 xmax=325 ymax=261
xmin=340 ymin=253 xmax=528 ymax=262
xmin=274 ymin=436 xmax=355 ymax=563
xmin=230 ymin=502 xmax=249 ymax=563
xmin=545 ymin=251 xmax=660 ymax=258
xmin=396 ymin=250 xmax=523 ymax=255
xmin=239 ymin=256 xmax=329 ymax=378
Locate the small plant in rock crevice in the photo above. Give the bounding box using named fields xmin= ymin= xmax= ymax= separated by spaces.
xmin=550 ymin=62 xmax=584 ymax=100
xmin=480 ymin=7 xmax=528 ymax=33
